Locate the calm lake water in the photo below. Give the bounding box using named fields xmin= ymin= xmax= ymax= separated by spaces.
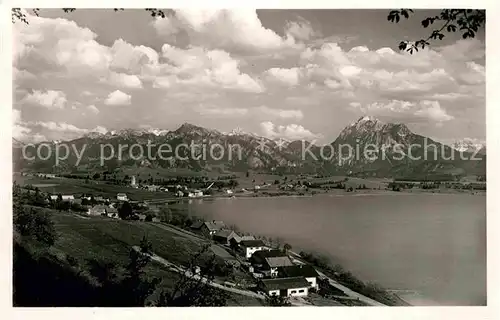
xmin=185 ymin=193 xmax=486 ymax=306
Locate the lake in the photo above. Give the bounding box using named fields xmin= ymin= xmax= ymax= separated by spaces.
xmin=185 ymin=193 xmax=486 ymax=306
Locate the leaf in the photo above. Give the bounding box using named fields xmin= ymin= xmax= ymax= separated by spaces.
xmin=398 ymin=41 xmax=408 ymax=51
xmin=422 ymin=18 xmax=430 ymax=28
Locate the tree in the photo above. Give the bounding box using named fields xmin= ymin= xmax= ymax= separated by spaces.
xmin=266 ymin=295 xmax=291 ymax=306
xmin=13 ymin=181 xmax=21 ymax=197
xmin=387 ymin=9 xmax=485 ymax=54
xmin=283 ymin=243 xmax=292 ymax=254
xmin=14 ymin=204 xmax=57 ymax=247
xmin=155 ymin=245 xmax=229 ymax=306
xmin=118 ymin=201 xmax=133 ymax=220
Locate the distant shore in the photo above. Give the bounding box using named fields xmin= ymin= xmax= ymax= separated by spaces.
xmin=156 ymin=188 xmax=485 ymax=205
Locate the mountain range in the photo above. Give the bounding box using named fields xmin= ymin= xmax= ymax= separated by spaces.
xmin=13 ymin=117 xmax=486 ymax=179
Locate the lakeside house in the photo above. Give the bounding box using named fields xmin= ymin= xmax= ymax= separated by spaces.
xmin=277 ymin=265 xmax=319 ymax=289
xmin=49 ymin=195 xmax=75 ymax=202
xmin=240 ymin=239 xmax=268 ymax=259
xmin=190 ymin=220 xmax=226 ymax=237
xmin=117 ymin=193 xmax=128 ymax=201
xmin=259 ymin=277 xmax=310 ymax=297
xmin=37 ymin=173 xmax=56 ymax=178
xmin=106 ymin=207 xmax=119 ymax=218
xmin=213 ymin=229 xmax=239 ymax=245
xmin=87 ymin=205 xmax=107 ymax=216
xmin=188 ymin=190 xmax=204 ymax=198
xmin=251 ymin=250 xmax=294 ymax=277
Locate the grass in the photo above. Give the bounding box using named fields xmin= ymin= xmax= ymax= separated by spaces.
xmin=50 ymin=209 xmax=205 ymax=266
xmin=14 ymin=175 xmax=177 ymax=201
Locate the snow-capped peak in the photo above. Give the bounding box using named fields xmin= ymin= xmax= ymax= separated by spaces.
xmin=359 ymin=115 xmax=377 ymax=122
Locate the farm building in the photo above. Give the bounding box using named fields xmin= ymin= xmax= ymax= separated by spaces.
xmin=259 ymin=277 xmax=310 ymax=297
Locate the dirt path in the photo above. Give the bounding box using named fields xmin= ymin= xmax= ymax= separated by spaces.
xmin=289 ymin=252 xmax=386 ymax=306
xmin=132 ymin=246 xmax=266 ymax=300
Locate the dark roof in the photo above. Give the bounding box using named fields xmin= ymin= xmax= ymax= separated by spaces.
xmin=278 ymin=265 xmax=319 ymax=278
xmin=214 ymin=229 xmax=237 ymax=239
xmin=204 ymin=221 xmax=225 ymax=231
xmin=265 ymin=256 xmax=294 ymax=268
xmin=261 ymin=277 xmax=310 ymax=291
xmin=190 ymin=221 xmax=204 ymax=229
xmin=240 ymin=239 xmax=266 ymax=247
xmin=252 ymin=249 xmax=286 ymax=259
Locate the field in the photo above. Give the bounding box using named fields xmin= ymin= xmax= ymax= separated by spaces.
xmin=14 ymin=175 xmax=177 ymax=201
xmin=45 ymin=208 xmax=264 ymax=304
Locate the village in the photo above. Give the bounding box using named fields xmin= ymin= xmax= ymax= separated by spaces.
xmin=43 ymin=191 xmax=331 ymax=302
xmin=16 ymin=174 xmax=388 ymax=306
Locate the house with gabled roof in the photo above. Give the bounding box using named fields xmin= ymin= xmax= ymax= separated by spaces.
xmin=116 ymin=193 xmax=128 ymax=201
xmin=259 ymin=277 xmax=310 ymax=297
xmin=190 ymin=220 xmax=226 ymax=238
xmin=278 ymin=265 xmax=319 ymax=289
xmin=239 ymin=239 xmax=268 ymax=259
xmin=251 ymin=249 xmax=294 ymax=277
xmin=87 ymin=205 xmax=107 ymax=216
xmin=213 ymin=229 xmax=239 ymax=245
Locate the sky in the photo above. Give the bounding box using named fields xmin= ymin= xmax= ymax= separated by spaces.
xmin=12 ymin=9 xmax=485 ymax=145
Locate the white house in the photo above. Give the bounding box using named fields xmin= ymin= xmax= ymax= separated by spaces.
xmin=188 ymin=190 xmax=203 ymax=198
xmin=240 ymin=239 xmax=267 ymax=258
xmin=87 ymin=205 xmax=107 ymax=216
xmin=250 ymin=250 xmax=294 ymax=277
xmin=260 ymin=277 xmax=310 ymax=297
xmin=278 ymin=265 xmax=320 ymax=289
xmin=50 ymin=195 xmax=75 ymax=202
xmin=117 ymin=193 xmax=128 ymax=201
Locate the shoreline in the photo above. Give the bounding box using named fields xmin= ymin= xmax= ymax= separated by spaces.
xmin=160 ymin=189 xmax=485 ymax=204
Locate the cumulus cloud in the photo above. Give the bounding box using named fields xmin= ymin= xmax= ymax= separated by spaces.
xmin=22 ymin=90 xmax=67 ymax=109
xmin=295 ymin=39 xmax=484 ymax=102
xmin=104 ymin=90 xmax=132 ymax=105
xmin=414 ymin=100 xmax=454 ymax=122
xmin=13 ymin=13 xmax=159 ymax=80
xmin=12 ymin=109 xmax=35 ymax=141
xmin=151 ymin=9 xmax=300 ymax=53
xmin=260 ymin=121 xmax=320 ymax=140
xmin=109 ymin=38 xmax=159 ymax=74
xmin=160 ymin=44 xmax=264 ymax=93
xmin=13 ymin=13 xmax=111 ymax=73
xmin=265 ymin=67 xmax=301 ymax=86
xmin=107 ymin=72 xmax=143 ymax=89
xmin=21 ymin=121 xmax=109 ymax=141
xmin=285 ymin=17 xmax=320 ymax=41
xmin=34 ymin=121 xmax=89 ymax=133
xmin=87 ymin=105 xmax=100 ymax=114
xmin=353 ymin=99 xmax=454 ymax=123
